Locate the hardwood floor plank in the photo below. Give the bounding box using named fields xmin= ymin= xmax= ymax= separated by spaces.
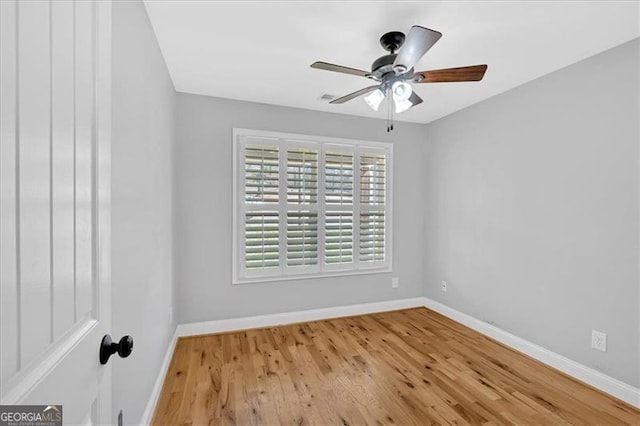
xmin=151 ymin=308 xmax=640 ymax=425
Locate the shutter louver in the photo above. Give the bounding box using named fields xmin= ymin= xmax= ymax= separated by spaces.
xmin=287 ymin=148 xmax=318 ymax=204
xmin=325 ymin=151 xmax=353 ymax=205
xmin=359 ymin=153 xmax=385 ymax=205
xmin=287 ymin=212 xmax=318 ymax=266
xmin=245 ymin=145 xmax=279 ymax=203
xmin=360 ymin=212 xmax=385 ymax=262
xmin=325 ymin=212 xmax=353 ymax=264
xmin=245 ymin=212 xmax=280 ymax=269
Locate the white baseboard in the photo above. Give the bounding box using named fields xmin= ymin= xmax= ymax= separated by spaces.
xmin=175 ymin=297 xmax=426 ymax=337
xmin=141 ymin=296 xmax=639 ymax=423
xmin=140 ymin=328 xmax=178 ymax=425
xmin=422 ymin=297 xmax=640 ymax=408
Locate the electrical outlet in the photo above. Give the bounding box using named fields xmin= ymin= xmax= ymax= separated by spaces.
xmin=591 ymin=330 xmax=607 ymax=352
xmin=391 ymin=277 xmax=399 ymax=288
xmin=441 ymin=281 xmax=448 ymax=292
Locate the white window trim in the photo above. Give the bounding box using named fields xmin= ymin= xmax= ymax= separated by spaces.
xmin=232 ymin=128 xmax=393 ymax=285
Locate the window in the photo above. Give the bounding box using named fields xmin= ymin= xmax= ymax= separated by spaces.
xmin=233 ymin=129 xmax=392 ymax=283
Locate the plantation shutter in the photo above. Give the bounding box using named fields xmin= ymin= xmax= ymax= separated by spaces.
xmin=242 ymin=142 xmax=281 ymax=276
xmin=359 ymin=152 xmax=386 ymax=206
xmin=359 ymin=152 xmax=387 ymax=264
xmin=359 ymin=212 xmax=385 ymax=262
xmin=244 ymin=145 xmax=279 ymax=204
xmin=245 ymin=212 xmax=280 ymax=269
xmin=286 ymin=145 xmax=319 ymax=270
xmin=324 ymin=148 xmax=355 ymax=267
xmin=234 ymin=130 xmax=392 ymax=283
xmin=286 ymin=212 xmax=318 ymax=266
xmin=287 ymin=147 xmax=318 ymax=204
xmin=324 ymin=151 xmax=353 ymax=205
xmin=324 ymin=212 xmax=353 ymax=264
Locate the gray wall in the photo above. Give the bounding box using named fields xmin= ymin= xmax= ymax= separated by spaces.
xmin=174 ymin=94 xmax=427 ymax=324
xmin=423 ymin=39 xmax=639 ymax=387
xmin=112 ymin=1 xmax=175 ymax=423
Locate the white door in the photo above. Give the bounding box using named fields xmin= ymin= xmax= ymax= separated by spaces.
xmin=1 ymin=0 xmax=113 ymax=424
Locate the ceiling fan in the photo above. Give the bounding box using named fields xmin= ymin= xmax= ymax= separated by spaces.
xmin=311 ymin=26 xmax=487 ymax=131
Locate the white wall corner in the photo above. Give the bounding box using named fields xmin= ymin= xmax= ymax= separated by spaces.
xmin=139 ymin=327 xmax=179 ymax=425
xmin=421 ymin=297 xmax=640 ymax=409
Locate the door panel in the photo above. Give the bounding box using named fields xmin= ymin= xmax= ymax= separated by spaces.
xmin=17 ymin=0 xmax=53 ymax=368
xmin=51 ymin=0 xmax=76 ymax=341
xmin=0 ymin=0 xmax=112 ymax=423
xmin=0 ymin=0 xmax=19 ymax=385
xmin=20 ymin=321 xmax=108 ymax=424
xmin=74 ymin=0 xmax=95 ymax=322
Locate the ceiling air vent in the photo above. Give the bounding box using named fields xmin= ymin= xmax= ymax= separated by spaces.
xmin=320 ymin=94 xmax=336 ymax=101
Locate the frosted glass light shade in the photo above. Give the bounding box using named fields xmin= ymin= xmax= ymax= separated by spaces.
xmin=364 ymin=89 xmax=385 ymax=111
xmin=391 ymin=81 xmax=412 ymax=102
xmin=394 ymin=99 xmax=413 ymax=113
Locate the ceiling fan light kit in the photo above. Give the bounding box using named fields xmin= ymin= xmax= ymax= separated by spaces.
xmin=394 ymin=98 xmax=413 ymax=114
xmin=364 ymin=88 xmax=385 ymax=111
xmin=391 ymin=81 xmax=412 ymax=102
xmin=311 ymin=25 xmax=488 ymax=131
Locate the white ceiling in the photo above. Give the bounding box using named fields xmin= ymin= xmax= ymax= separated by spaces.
xmin=143 ymin=1 xmax=639 ymax=124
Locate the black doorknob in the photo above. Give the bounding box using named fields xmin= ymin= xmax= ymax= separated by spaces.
xmin=100 ymin=334 xmax=134 ymax=365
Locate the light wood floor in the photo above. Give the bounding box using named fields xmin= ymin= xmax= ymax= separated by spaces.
xmin=152 ymin=308 xmax=639 ymax=425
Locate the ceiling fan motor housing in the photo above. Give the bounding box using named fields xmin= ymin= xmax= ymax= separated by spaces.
xmin=368 ymin=31 xmax=413 ymax=81
xmin=371 ymin=54 xmax=396 ymax=74
xmin=370 ymin=54 xmax=415 ymax=85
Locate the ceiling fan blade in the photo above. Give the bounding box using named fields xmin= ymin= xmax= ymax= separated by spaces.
xmin=414 ymin=64 xmax=488 ymax=83
xmin=310 ymin=61 xmax=369 ymax=78
xmin=408 ymin=92 xmax=423 ymax=108
xmin=330 ymin=85 xmax=380 ymax=104
xmin=393 ymin=26 xmax=442 ymax=71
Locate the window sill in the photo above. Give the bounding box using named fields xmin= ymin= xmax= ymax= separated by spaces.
xmin=232 ymin=266 xmax=392 ymax=285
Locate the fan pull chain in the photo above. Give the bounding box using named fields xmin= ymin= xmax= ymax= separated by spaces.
xmin=390 ymin=94 xmax=392 ymax=132
xmin=390 ymin=101 xmax=394 ymax=132
xmin=387 ymin=94 xmax=390 ymax=132
xmin=386 ymin=92 xmax=394 ymax=132
xmin=385 ymin=91 xmax=390 ymax=132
